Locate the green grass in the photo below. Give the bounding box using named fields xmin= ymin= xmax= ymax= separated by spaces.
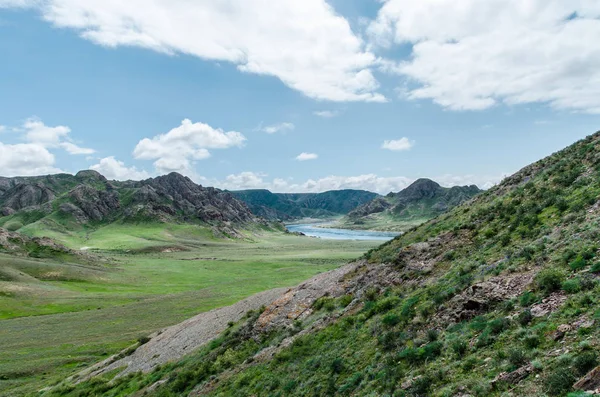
xmin=0 ymin=223 xmax=379 ymax=396
xmin=331 ymin=212 xmax=427 ymax=232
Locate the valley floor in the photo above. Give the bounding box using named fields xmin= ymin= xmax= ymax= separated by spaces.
xmin=0 ymin=224 xmax=380 ymax=396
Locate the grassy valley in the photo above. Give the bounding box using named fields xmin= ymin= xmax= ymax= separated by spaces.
xmin=48 ymin=131 xmax=600 ymax=397
xmin=0 ymin=223 xmax=380 ymax=396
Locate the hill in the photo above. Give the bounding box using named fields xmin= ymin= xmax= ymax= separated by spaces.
xmin=230 ymin=189 xmax=379 ymax=220
xmin=54 ymin=131 xmax=600 ymax=396
xmin=0 ymin=171 xmax=274 ymax=237
xmin=336 ymin=178 xmax=482 ymax=231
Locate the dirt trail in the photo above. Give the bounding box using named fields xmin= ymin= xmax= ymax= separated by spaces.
xmin=75 ymin=288 xmax=287 ymax=380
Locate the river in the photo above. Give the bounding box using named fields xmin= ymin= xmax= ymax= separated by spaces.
xmin=286 ymin=223 xmax=400 ymax=241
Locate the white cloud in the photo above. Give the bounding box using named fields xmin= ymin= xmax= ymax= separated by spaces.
xmin=22 ymin=119 xmax=70 ymax=145
xmin=59 ymin=141 xmax=96 ymax=155
xmin=295 ymin=152 xmax=318 ymax=161
xmin=262 ymin=122 xmax=295 ymax=134
xmin=8 ymin=0 xmax=385 ymax=103
xmin=89 ymin=156 xmax=150 ymax=180
xmin=0 ymin=142 xmax=61 ymax=176
xmin=0 ymin=0 xmax=32 ymax=7
xmin=133 ymin=119 xmax=245 ymax=174
xmin=369 ymin=1 xmax=600 ymax=113
xmin=313 ymin=110 xmax=340 ymax=118
xmin=210 ymin=171 xmax=501 ymax=194
xmin=381 ymin=137 xmax=414 ymax=151
xmin=0 ymin=125 xmax=6 ymax=132
xmin=17 ymin=118 xmax=96 ymax=155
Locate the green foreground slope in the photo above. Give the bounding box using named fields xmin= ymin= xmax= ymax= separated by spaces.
xmin=53 ymin=131 xmax=600 ymax=397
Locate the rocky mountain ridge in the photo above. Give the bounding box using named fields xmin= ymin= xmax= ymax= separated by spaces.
xmin=0 ymin=171 xmax=264 ymax=232
xmin=340 ymin=178 xmax=482 ymax=231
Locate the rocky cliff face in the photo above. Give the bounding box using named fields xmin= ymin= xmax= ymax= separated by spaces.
xmin=0 ymin=171 xmax=263 ymax=229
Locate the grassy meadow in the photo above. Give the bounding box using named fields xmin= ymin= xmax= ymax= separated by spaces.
xmin=0 ymin=223 xmax=380 ymax=396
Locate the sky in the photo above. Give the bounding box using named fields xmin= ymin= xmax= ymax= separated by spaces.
xmin=0 ymin=0 xmax=599 ymax=194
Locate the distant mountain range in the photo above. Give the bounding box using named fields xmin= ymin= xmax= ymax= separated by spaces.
xmin=0 ymin=171 xmax=269 ymax=236
xmin=0 ymin=171 xmax=482 ymax=236
xmin=229 ymin=189 xmax=379 ymax=220
xmin=336 ymin=178 xmax=482 ymax=231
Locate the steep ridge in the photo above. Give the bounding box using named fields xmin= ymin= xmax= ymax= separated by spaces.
xmin=51 ymin=131 xmax=600 ymax=397
xmin=0 ymin=171 xmax=269 ymax=234
xmin=340 ymin=178 xmax=482 ymax=231
xmin=230 ymin=189 xmax=378 ymax=220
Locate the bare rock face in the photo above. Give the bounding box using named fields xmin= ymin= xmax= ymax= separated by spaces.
xmin=63 ymin=185 xmax=120 ymax=223
xmin=0 ymin=183 xmax=56 ymax=212
xmin=491 ymin=364 xmax=534 ymax=388
xmin=573 ymin=366 xmax=600 ymax=392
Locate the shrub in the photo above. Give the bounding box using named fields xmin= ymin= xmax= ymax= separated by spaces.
xmin=535 ymin=269 xmax=565 ymax=294
xmin=545 ymin=366 xmax=576 ymax=396
xmin=523 ymin=334 xmax=542 ymax=349
xmin=507 ymin=348 xmax=527 ymax=366
xmin=573 ymin=351 xmax=598 ymax=376
xmin=569 ymin=255 xmax=588 ymax=271
xmin=450 ymin=339 xmax=468 ymax=357
xmin=313 ymin=296 xmax=335 ymax=311
xmin=519 ymin=291 xmax=538 ymax=307
xmin=488 ymin=318 xmax=510 ymax=335
xmin=589 ymin=262 xmax=600 ymax=274
xmin=562 ymin=279 xmax=582 ymax=294
xmin=382 ymin=313 xmax=401 ymax=327
xmin=427 ymin=329 xmax=439 ymax=342
xmin=518 ymin=309 xmax=533 ymax=326
xmin=4 ymin=221 xmax=23 ymax=231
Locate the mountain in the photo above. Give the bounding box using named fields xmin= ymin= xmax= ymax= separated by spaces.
xmin=56 ymin=131 xmax=600 ymax=396
xmin=0 ymin=171 xmax=269 ymax=235
xmin=339 ymin=178 xmax=482 ymax=231
xmin=230 ymin=189 xmax=379 ymax=220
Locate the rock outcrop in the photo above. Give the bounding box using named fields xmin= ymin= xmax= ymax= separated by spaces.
xmin=0 ymin=171 xmax=264 ymax=229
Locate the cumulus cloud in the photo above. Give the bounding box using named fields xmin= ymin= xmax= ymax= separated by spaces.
xmin=210 ymin=171 xmax=503 ymax=194
xmin=6 ymin=0 xmax=384 ymax=102
xmin=0 ymin=118 xmax=95 ymax=176
xmin=295 ymin=152 xmax=318 ymax=161
xmin=313 ymin=110 xmax=340 ymax=118
xmin=0 ymin=142 xmax=61 ymax=176
xmin=89 ymin=156 xmax=150 ymax=180
xmin=381 ymin=137 xmax=414 ymax=151
xmin=369 ymin=0 xmax=600 ymax=113
xmin=19 ymin=118 xmax=95 ymax=154
xmin=262 ymin=122 xmax=295 ymax=134
xmin=133 ymin=119 xmax=245 ymax=174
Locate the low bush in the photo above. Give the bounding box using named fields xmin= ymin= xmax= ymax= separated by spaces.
xmin=535 ymin=268 xmax=565 ymax=294
xmin=573 ymin=351 xmax=598 ymax=376
xmin=562 ymin=279 xmax=582 ymax=294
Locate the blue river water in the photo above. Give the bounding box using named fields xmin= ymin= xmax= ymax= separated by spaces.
xmin=286 ymin=223 xmax=400 ymax=241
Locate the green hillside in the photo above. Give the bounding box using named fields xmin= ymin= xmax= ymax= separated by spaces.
xmin=230 ymin=189 xmax=379 ymax=221
xmin=335 ymin=178 xmax=482 ymax=231
xmin=53 ymin=131 xmax=600 ymax=397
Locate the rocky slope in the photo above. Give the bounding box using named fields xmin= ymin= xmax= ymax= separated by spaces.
xmin=0 ymin=171 xmax=268 ymax=233
xmin=339 ymin=178 xmax=482 ymax=231
xmin=231 ymin=189 xmax=378 ymax=221
xmin=49 ymin=131 xmax=600 ymax=397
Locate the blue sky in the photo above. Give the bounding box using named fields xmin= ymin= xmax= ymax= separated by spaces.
xmin=1 ymin=1 xmax=599 ymax=193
